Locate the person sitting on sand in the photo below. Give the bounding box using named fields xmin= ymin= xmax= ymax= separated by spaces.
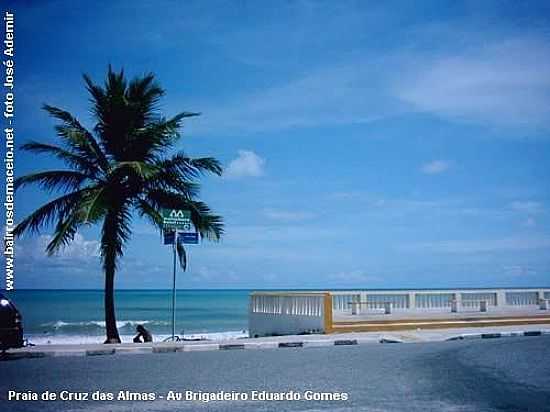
xmin=133 ymin=324 xmax=153 ymax=343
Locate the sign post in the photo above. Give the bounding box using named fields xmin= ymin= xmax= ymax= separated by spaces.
xmin=161 ymin=209 xmax=197 ymax=341
xmin=171 ymin=233 xmax=177 ymax=341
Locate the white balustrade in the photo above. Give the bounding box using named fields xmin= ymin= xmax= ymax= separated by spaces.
xmin=328 ymin=288 xmax=548 ymax=314
xmin=249 ymin=288 xmax=550 ymax=337
xmin=249 ymin=292 xmax=327 ymax=337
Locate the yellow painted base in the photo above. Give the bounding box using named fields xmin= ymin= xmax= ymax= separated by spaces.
xmin=329 ymin=315 xmax=550 ymax=333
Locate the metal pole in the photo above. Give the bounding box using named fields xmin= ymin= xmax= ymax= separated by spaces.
xmin=171 ymin=232 xmax=177 ymax=341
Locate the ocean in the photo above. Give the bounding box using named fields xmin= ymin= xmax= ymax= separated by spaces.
xmin=7 ymin=290 xmax=251 ymax=345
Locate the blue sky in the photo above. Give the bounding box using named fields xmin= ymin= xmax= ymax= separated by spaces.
xmin=8 ymin=0 xmax=550 ymax=289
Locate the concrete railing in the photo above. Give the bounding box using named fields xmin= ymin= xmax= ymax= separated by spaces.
xmin=249 ymin=292 xmax=332 ymax=338
xmin=330 ymin=288 xmax=550 ymax=314
xmin=249 ymin=288 xmax=550 ymax=336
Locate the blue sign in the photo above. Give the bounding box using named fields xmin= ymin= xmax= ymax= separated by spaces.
xmin=179 ymin=232 xmax=199 ymax=245
xmin=163 ymin=230 xmax=176 ymax=245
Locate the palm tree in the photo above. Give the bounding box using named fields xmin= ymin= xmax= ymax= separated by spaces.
xmin=14 ymin=67 xmax=223 ymax=343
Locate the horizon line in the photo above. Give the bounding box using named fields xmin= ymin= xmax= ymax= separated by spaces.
xmin=5 ymin=286 xmax=550 ymax=292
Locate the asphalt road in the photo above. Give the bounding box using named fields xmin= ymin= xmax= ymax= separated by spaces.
xmin=1 ymin=336 xmax=550 ymax=412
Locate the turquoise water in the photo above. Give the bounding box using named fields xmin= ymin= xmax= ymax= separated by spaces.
xmin=9 ymin=287 xmax=524 ymax=344
xmin=7 ymin=290 xmax=250 ymax=343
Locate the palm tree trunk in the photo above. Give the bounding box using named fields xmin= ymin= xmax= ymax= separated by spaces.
xmin=104 ymin=265 xmax=121 ymax=343
xmin=102 ymin=207 xmax=123 ymax=344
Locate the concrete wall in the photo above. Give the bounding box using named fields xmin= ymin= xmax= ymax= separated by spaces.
xmin=248 ymin=293 xmax=328 ymax=337
xmin=249 ymin=312 xmax=324 ymax=338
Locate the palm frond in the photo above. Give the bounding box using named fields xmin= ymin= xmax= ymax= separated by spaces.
xmin=135 ymin=199 xmax=163 ymax=230
xmin=83 ymin=72 xmax=107 ymax=121
xmin=79 ymin=187 xmax=110 ymax=224
xmin=153 ymin=152 xmax=219 ymax=181
xmin=15 ymin=170 xmax=92 ymax=192
xmin=144 ymin=157 xmax=201 ymax=199
xmin=129 ymin=112 xmax=200 ymax=161
xmin=45 ymin=213 xmax=79 ymax=256
xmin=126 ymin=73 xmax=163 ymax=124
xmin=42 ymin=104 xmax=110 ymax=172
xmin=190 ymin=157 xmax=223 ymax=176
xmin=84 ymin=66 xmax=133 ymax=160
xmin=112 ymin=161 xmax=159 ymax=181
xmin=20 ymin=141 xmax=99 ymax=175
xmin=186 ymin=200 xmax=224 ymax=241
xmin=13 ymin=189 xmax=89 ymax=236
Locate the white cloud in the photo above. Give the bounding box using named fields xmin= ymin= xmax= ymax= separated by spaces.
xmin=188 ymin=36 xmax=550 ymax=136
xmin=395 ymin=38 xmax=550 ymax=129
xmin=17 ymin=233 xmax=100 ymax=260
xmin=421 ymin=160 xmax=450 ymax=175
xmin=40 ymin=233 xmax=100 ymax=259
xmin=224 ymin=150 xmax=265 ymax=179
xmin=62 ymin=234 xmax=99 ymax=259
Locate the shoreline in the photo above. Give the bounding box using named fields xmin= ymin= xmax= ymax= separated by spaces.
xmin=24 ymin=330 xmax=248 ymax=346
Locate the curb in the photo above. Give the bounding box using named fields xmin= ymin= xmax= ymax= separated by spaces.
xmin=53 ymin=349 xmax=87 ymax=357
xmin=446 ymin=330 xmax=550 ymax=341
xmin=219 ymin=344 xmax=246 ymax=350
xmin=181 ymin=344 xmax=219 ymax=352
xmin=0 ymin=338 xmax=380 ymax=359
xmin=86 ymin=348 xmax=115 ymax=356
xmin=5 ymin=330 xmax=547 ymax=360
xmin=115 ymin=346 xmax=153 ymax=355
xmin=379 ymin=338 xmax=402 ymax=344
xmin=247 ymin=342 xmax=278 ymax=350
xmin=334 ymin=339 xmax=358 ymax=346
xmin=152 ymin=346 xmax=177 ymax=354
xmin=278 ymin=342 xmax=303 ymax=348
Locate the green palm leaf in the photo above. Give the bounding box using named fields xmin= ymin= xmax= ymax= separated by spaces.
xmin=21 ymin=141 xmax=100 ymax=176
xmin=15 ymin=170 xmax=92 ymax=192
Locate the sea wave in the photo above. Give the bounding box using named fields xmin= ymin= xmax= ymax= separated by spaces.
xmin=26 ymin=330 xmax=248 ymax=345
xmin=39 ymin=320 xmax=170 ymax=333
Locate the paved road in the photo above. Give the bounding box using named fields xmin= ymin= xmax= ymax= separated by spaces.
xmin=1 ymin=336 xmax=550 ymax=411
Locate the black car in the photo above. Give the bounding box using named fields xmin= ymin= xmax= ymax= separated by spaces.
xmin=0 ymin=293 xmax=23 ymax=350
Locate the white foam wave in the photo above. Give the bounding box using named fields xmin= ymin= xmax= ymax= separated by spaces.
xmin=40 ymin=320 xmax=168 ymax=330
xmin=26 ymin=330 xmax=248 ymax=345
